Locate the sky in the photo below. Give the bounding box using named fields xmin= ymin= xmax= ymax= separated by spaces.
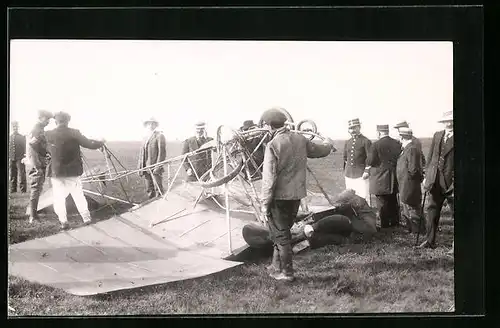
xmin=9 ymin=40 xmax=453 ymax=141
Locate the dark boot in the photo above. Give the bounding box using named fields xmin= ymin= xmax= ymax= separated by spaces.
xmin=270 ymin=244 xmax=295 ymax=281
xmin=28 ymin=198 xmax=39 ymax=223
xmin=266 ymin=246 xmax=281 ymax=273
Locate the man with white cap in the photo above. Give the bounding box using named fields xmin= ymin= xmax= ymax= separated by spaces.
xmin=182 ymin=121 xmax=214 ymax=181
xmin=343 ymin=118 xmax=372 ymax=203
xmin=418 ymin=111 xmax=454 ymax=253
xmin=45 ymin=111 xmax=105 ymax=230
xmin=138 ymin=117 xmax=167 ymax=199
xmin=24 ymin=110 xmax=53 ymax=223
xmin=393 ymin=120 xmax=426 ymax=170
xmin=367 ymin=124 xmax=402 ymax=229
xmin=396 ymin=127 xmax=425 ymax=233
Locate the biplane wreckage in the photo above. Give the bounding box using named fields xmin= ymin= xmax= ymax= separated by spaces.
xmin=9 ymin=109 xmax=377 ymax=296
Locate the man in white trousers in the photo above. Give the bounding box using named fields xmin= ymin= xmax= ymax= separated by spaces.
xmin=343 ymin=118 xmax=372 ymax=204
xmin=45 ymin=111 xmax=105 ymax=230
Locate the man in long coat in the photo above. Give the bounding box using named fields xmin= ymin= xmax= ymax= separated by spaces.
xmin=343 ymin=118 xmax=372 ymax=203
xmin=393 ymin=120 xmax=426 ymax=170
xmin=182 ymin=121 xmax=214 ymax=181
xmin=367 ymin=124 xmax=402 ymax=228
xmin=418 ymin=111 xmax=454 ymax=252
xmin=9 ymin=121 xmax=27 ymax=193
xmin=396 ymin=127 xmax=425 ymax=233
xmin=138 ymin=117 xmax=167 ymax=199
xmin=24 ymin=110 xmax=53 ymax=223
xmin=45 ymin=112 xmax=105 ymax=230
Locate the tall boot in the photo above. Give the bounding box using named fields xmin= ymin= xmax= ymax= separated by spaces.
xmin=266 ymin=245 xmax=281 ymax=273
xmin=270 ymin=244 xmax=295 ymax=282
xmin=28 ymin=198 xmax=39 ymax=223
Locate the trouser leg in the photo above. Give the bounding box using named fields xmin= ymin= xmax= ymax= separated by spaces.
xmin=144 ymin=173 xmax=155 ymax=199
xmin=402 ymin=202 xmax=424 ymax=233
xmin=153 ymin=173 xmax=164 ymax=195
xmin=18 ymin=160 xmax=27 ymax=192
xmin=424 ymin=185 xmax=445 ymax=246
xmin=10 ymin=161 xmax=18 ymax=193
xmin=268 ymin=199 xmax=301 ymax=276
xmin=51 ymin=178 xmax=70 ymax=224
xmin=376 ymin=195 xmax=390 ymax=228
xmin=28 ymin=166 xmax=46 ymax=218
xmin=68 ymin=177 xmax=92 ymax=223
xmin=387 ymin=193 xmax=399 ymax=226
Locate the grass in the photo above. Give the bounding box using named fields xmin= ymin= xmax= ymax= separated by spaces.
xmin=7 ymin=138 xmax=454 ymax=315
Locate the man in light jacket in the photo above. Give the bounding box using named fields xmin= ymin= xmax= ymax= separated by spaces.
xmin=260 ymin=107 xmax=335 ymax=281
xmin=45 ymin=111 xmax=105 ymax=230
xmin=138 ymin=117 xmax=167 ymax=199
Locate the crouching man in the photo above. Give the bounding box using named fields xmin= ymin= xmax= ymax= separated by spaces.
xmin=45 ymin=112 xmax=105 ymax=230
xmin=260 ymin=108 xmax=335 ymax=281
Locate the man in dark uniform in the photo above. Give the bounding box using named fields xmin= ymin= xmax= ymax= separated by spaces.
xmin=138 ymin=117 xmax=167 ymax=199
xmin=393 ymin=120 xmax=426 ymax=170
xmin=343 ymin=118 xmax=372 ymax=203
xmin=9 ymin=121 xmax=27 ymax=193
xmin=25 ymin=110 xmax=53 ymax=223
xmin=367 ymin=124 xmax=402 ymax=228
xmin=260 ymin=108 xmax=335 ymax=281
xmin=418 ymin=111 xmax=454 ymax=252
xmin=396 ymin=128 xmax=425 ymax=233
xmin=182 ymin=121 xmax=214 ymax=181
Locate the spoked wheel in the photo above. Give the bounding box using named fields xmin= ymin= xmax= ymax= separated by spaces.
xmin=199 ymin=148 xmax=245 ymax=188
xmin=296 ymin=119 xmax=318 ymax=141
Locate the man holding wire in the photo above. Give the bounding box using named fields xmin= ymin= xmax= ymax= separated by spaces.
xmin=45 ymin=111 xmax=105 ymax=230
xmin=138 ymin=117 xmax=167 ymax=199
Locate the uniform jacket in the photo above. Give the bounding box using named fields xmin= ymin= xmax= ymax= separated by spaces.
xmin=45 ymin=126 xmax=103 ymax=178
xmin=396 ymin=141 xmax=424 ymax=206
xmin=424 ymin=130 xmax=454 ymax=193
xmin=367 ymin=135 xmax=402 ymax=195
xmin=182 ymin=136 xmax=214 ymax=178
xmin=25 ymin=122 xmax=49 ymax=169
xmin=10 ymin=132 xmax=26 ymax=161
xmin=261 ymin=128 xmax=332 ymax=206
xmin=138 ymin=130 xmax=167 ymax=175
xmin=343 ymin=134 xmax=372 ymax=179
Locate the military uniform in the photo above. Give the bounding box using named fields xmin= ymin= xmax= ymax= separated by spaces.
xmin=343 ymin=132 xmax=372 ymax=202
xmin=9 ymin=130 xmax=27 ymax=193
xmin=26 ymin=121 xmax=50 ymax=217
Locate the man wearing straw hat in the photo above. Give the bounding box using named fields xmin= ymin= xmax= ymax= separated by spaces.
xmin=45 ymin=111 xmax=105 ymax=230
xmin=260 ymin=108 xmax=335 ymax=282
xmin=367 ymin=124 xmax=402 ymax=229
xmin=182 ymin=121 xmax=213 ymax=182
xmin=138 ymin=116 xmax=167 ymax=199
xmin=396 ymin=127 xmax=425 ymax=233
xmin=393 ymin=120 xmax=426 ymax=170
xmin=24 ymin=110 xmax=53 ymax=223
xmin=418 ymin=111 xmax=454 ymax=253
xmin=343 ymin=118 xmax=372 ymax=203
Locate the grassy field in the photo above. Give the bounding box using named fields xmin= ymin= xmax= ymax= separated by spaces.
xmin=7 ymin=138 xmax=454 ymax=315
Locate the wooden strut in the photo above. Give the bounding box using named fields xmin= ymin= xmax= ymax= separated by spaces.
xmin=150 ymin=208 xmax=187 ymax=227
xmin=222 ymin=146 xmax=233 ymax=254
xmin=306 ymin=165 xmax=335 ymax=206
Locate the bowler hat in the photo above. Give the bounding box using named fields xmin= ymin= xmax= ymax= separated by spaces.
xmin=242 ymin=120 xmax=256 ymax=129
xmin=393 ymin=121 xmax=409 ymax=129
xmin=376 ymin=124 xmax=389 ymax=132
xmin=37 ymin=110 xmax=53 ymax=119
xmin=348 ymin=118 xmax=361 ymax=128
xmin=260 ymin=108 xmax=287 ymax=126
xmin=54 ymin=111 xmax=71 ymax=124
xmin=398 ymin=127 xmax=413 ymax=137
xmin=437 ymin=110 xmax=453 ymax=122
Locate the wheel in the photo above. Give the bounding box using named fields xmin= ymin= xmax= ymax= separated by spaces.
xmin=198 ymin=154 xmax=245 ymax=188
xmin=296 ymin=119 xmax=318 ymax=140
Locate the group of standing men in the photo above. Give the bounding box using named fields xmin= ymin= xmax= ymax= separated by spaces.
xmin=342 ymin=111 xmax=454 ymax=252
xmin=9 ymin=110 xmax=105 ymax=229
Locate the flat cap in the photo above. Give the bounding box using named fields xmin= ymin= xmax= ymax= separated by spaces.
xmin=53 ymin=111 xmax=71 ymax=124
xmin=37 ymin=110 xmax=53 ymax=119
xmin=260 ymin=108 xmax=287 ymax=126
